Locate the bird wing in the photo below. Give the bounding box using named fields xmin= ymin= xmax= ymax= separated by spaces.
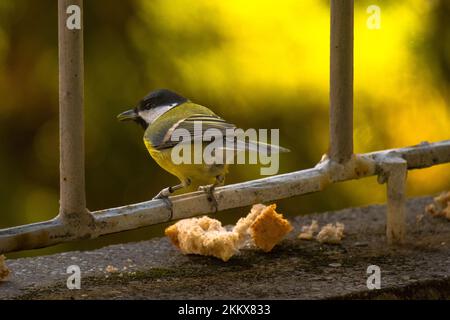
xmin=152 ymin=114 xmax=236 ymax=150
xmin=152 ymin=114 xmax=290 ymax=155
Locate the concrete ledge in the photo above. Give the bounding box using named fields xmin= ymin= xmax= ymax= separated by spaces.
xmin=1 ymin=196 xmax=450 ymax=299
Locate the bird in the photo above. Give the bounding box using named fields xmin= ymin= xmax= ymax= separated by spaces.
xmin=117 ymin=89 xmax=289 ymax=219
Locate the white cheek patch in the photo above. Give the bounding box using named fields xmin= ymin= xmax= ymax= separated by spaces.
xmin=138 ymin=104 xmax=177 ymax=124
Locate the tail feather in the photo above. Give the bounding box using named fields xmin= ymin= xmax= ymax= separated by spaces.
xmin=222 ymin=138 xmax=290 ymax=154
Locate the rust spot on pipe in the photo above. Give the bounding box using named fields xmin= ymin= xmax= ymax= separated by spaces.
xmin=354 ymin=163 xmax=369 ymax=177
xmin=11 ymin=230 xmax=51 ymax=251
xmin=319 ymin=173 xmax=332 ymax=190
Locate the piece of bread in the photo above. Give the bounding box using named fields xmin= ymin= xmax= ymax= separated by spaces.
xmin=298 ymin=220 xmax=319 ymax=240
xmin=165 ymin=204 xmax=292 ymax=261
xmin=425 ymin=191 xmax=450 ymax=219
xmin=434 ymin=191 xmax=450 ymax=208
xmin=165 ymin=216 xmax=240 ymax=262
xmin=105 ymin=265 xmax=119 ymax=273
xmin=0 ymin=255 xmax=10 ymax=281
xmin=316 ymin=223 xmax=345 ymax=244
xmin=248 ymin=204 xmax=293 ymax=252
xmin=234 ymin=203 xmax=266 ymax=246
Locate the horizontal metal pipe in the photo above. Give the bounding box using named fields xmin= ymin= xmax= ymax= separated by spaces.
xmin=1 ymin=140 xmax=449 ymax=254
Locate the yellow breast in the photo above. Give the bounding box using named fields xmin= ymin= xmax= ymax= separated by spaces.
xmin=144 ymin=139 xmax=228 ymax=192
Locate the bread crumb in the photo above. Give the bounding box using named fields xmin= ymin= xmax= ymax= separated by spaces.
xmin=415 ymin=214 xmax=424 ymax=224
xmin=249 ymin=204 xmax=293 ymax=252
xmin=443 ymin=205 xmax=450 ymax=220
xmin=435 ymin=191 xmax=450 ymax=208
xmin=0 ymin=255 xmax=10 ymax=281
xmin=425 ymin=191 xmax=450 ymax=220
xmin=425 ymin=204 xmax=438 ymax=216
xmin=316 ymin=223 xmax=345 ymax=244
xmin=165 ymin=204 xmax=292 ymax=261
xmin=105 ymin=265 xmax=119 ymax=273
xmin=298 ymin=220 xmax=319 ymax=240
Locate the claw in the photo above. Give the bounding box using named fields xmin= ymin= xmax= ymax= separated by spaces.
xmin=153 ymin=188 xmax=174 ymax=221
xmin=199 ymin=184 xmax=219 ymax=213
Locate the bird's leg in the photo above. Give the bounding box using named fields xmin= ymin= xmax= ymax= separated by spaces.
xmin=198 ymin=175 xmax=224 ymax=213
xmin=153 ymin=181 xmax=188 ymax=221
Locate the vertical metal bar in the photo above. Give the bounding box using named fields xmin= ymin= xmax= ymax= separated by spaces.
xmin=58 ymin=0 xmax=88 ymax=219
xmin=329 ymin=0 xmax=354 ymax=163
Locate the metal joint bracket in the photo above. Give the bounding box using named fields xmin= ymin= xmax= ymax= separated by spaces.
xmin=56 ymin=209 xmax=97 ymax=238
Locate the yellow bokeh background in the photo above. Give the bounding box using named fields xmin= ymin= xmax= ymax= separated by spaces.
xmin=0 ymin=0 xmax=448 ymax=257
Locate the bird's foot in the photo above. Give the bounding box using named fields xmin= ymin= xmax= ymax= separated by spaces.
xmin=153 ymin=188 xmax=173 ymax=221
xmin=198 ymin=184 xmax=219 ymax=213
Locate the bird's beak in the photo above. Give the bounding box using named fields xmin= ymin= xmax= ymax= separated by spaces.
xmin=117 ymin=109 xmax=138 ymax=121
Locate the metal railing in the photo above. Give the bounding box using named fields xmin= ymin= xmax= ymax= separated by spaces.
xmin=1 ymin=0 xmax=449 ymax=254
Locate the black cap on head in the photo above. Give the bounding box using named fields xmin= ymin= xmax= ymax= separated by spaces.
xmin=137 ymin=89 xmax=188 ymax=111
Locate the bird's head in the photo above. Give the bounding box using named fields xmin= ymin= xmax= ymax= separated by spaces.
xmin=117 ymin=89 xmax=188 ymax=129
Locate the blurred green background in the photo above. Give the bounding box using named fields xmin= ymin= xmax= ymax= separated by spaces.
xmin=0 ymin=0 xmax=449 ymax=258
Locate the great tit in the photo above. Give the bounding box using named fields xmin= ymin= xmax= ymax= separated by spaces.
xmin=118 ymin=89 xmax=288 ymax=218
